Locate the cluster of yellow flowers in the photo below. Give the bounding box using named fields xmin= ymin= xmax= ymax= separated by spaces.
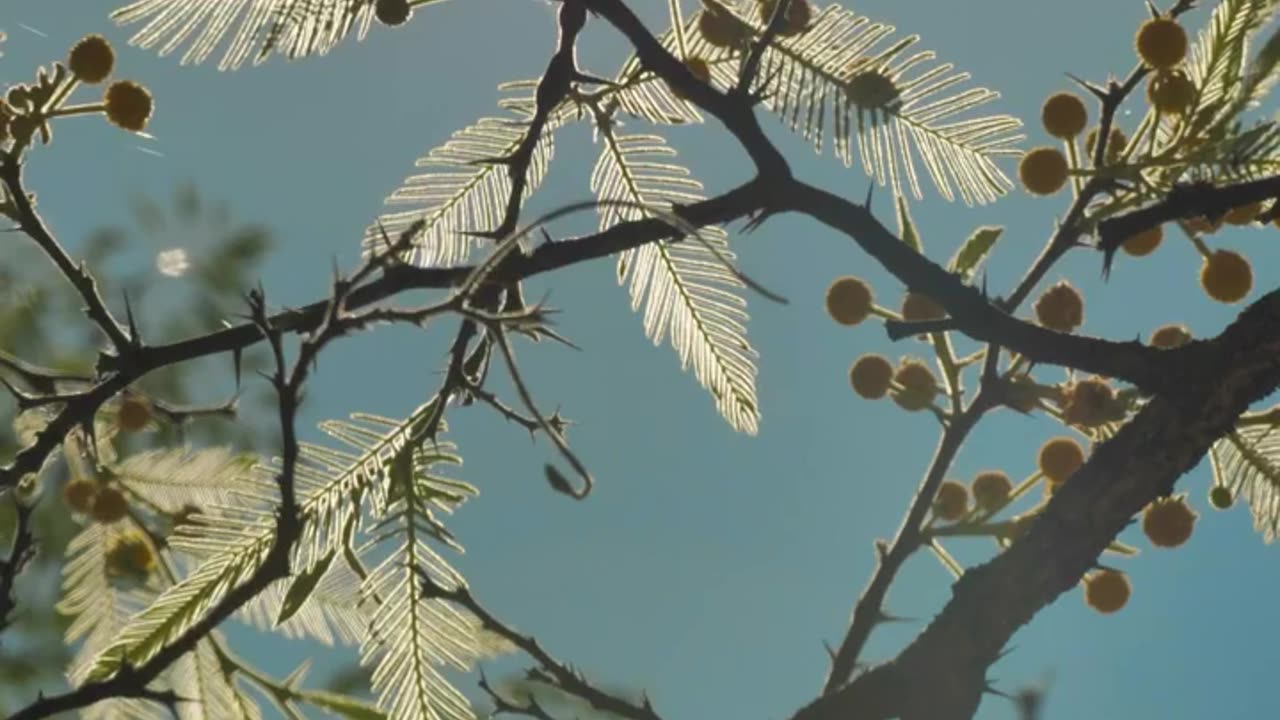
xmin=1016 ymin=15 xmax=1270 ymax=307
xmin=1 ymin=34 xmax=154 ymax=152
xmin=60 ymin=395 xmax=153 ymax=523
xmin=823 ymin=276 xmax=947 ymax=413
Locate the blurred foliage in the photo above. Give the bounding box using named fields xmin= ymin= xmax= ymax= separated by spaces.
xmin=0 ymin=181 xmax=276 ymax=713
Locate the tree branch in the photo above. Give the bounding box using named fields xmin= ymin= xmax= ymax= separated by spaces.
xmin=0 ymin=153 xmax=133 ymax=352
xmin=418 ymin=572 xmax=664 ymax=720
xmin=791 ymin=288 xmax=1280 ymax=720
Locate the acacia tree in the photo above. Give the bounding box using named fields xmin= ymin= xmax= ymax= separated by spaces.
xmin=2 ymin=0 xmax=1280 ymax=718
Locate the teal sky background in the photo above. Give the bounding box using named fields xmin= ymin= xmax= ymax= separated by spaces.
xmin=4 ymin=1 xmax=1280 ymax=718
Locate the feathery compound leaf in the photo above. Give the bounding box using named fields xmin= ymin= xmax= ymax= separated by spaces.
xmin=704 ymin=3 xmax=1021 ymax=204
xmin=364 ymin=101 xmax=556 ymax=268
xmin=1186 ymin=0 xmax=1280 ymax=127
xmin=359 ymin=442 xmax=482 ymax=720
xmin=109 ymin=0 xmax=394 ymax=70
xmin=1211 ymin=426 xmax=1280 ymax=543
xmin=171 ymin=638 xmax=262 ymax=720
xmin=84 ymin=403 xmax=443 ymax=679
xmin=113 ymin=445 xmax=258 ymax=511
xmin=590 ymin=129 xmax=761 ymax=434
xmin=59 ymin=524 xmax=160 ymax=687
xmin=239 ymin=554 xmax=369 ymax=645
xmin=598 ymin=14 xmax=706 ymax=125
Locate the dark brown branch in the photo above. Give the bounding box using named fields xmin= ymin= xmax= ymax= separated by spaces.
xmin=476 ymin=0 xmax=588 ymax=241
xmin=8 ymin=290 xmax=306 ymax=720
xmin=783 ymin=180 xmax=1176 ymax=395
xmin=1097 ymin=173 xmax=1280 ymax=263
xmin=0 ymin=495 xmax=36 ymax=640
xmin=822 ymin=408 xmax=983 ymax=694
xmin=0 ymin=180 xmax=770 ymax=492
xmin=0 ymin=153 xmax=133 ymax=352
xmin=7 ymin=231 xmax=432 ymax=719
xmin=418 ymin=572 xmax=663 ymax=720
xmin=582 ymin=0 xmax=791 ymax=180
xmin=791 ymin=288 xmax=1280 ymax=720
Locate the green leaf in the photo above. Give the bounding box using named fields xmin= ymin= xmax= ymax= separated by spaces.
xmin=895 ymin=196 xmax=922 ymax=253
xmin=275 ymin=548 xmax=337 ymax=627
xmin=948 ymin=226 xmax=1004 ymax=283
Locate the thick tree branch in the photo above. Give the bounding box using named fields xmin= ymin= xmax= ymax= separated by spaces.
xmin=783 ymin=180 xmax=1177 ymax=394
xmin=582 ymin=0 xmax=791 ymax=180
xmin=792 ymin=288 xmax=1280 ymax=720
xmin=1097 ymin=173 xmax=1280 ymax=262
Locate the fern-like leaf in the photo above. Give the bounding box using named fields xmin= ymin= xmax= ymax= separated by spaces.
xmin=1186 ymin=0 xmax=1280 ymax=129
xmin=238 ymin=554 xmax=368 ymax=646
xmin=599 ymin=14 xmax=706 ymax=126
xmin=697 ymin=3 xmax=1021 ymax=205
xmin=364 ymin=99 xmax=556 ymax=268
xmin=1210 ymin=426 xmax=1280 ymax=543
xmin=358 ymin=441 xmax=481 ymax=720
xmin=113 ymin=446 xmax=258 ymax=511
xmin=108 ymin=0 xmax=407 ymax=70
xmin=83 ymin=402 xmax=443 ymax=680
xmin=172 ymin=638 xmax=262 ymax=720
xmin=590 ymin=129 xmax=760 ymax=434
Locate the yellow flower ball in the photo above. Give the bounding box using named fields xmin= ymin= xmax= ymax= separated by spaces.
xmin=1033 ymin=281 xmax=1084 ymax=333
xmin=375 ymin=0 xmax=412 ymax=26
xmin=90 ymin=486 xmax=129 ymax=524
xmin=901 ymin=292 xmax=946 ymax=323
xmin=1061 ymin=377 xmax=1118 ymax=429
xmin=1199 ymin=249 xmax=1253 ymax=304
xmin=1209 ymin=485 xmax=1233 ymax=510
xmin=1224 ymin=201 xmax=1263 ymax=226
xmin=103 ymin=80 xmax=154 ymax=133
xmin=1018 ymin=147 xmax=1069 ymax=196
xmin=1083 ymin=569 xmax=1131 ymax=614
xmin=1041 ymin=92 xmax=1088 ymax=139
xmin=117 ymin=395 xmax=153 ymax=432
xmin=971 ymin=470 xmax=1013 ymax=512
xmin=849 ymin=354 xmax=894 ymax=399
xmin=932 ymin=480 xmax=969 ymax=522
xmin=1136 ymin=17 xmax=1188 ymax=70
xmin=892 ymin=359 xmax=938 ymax=412
xmin=1142 ymin=495 xmax=1197 ymax=548
xmin=1149 ymin=324 xmax=1192 ymax=348
xmin=62 ymin=479 xmax=98 ymax=514
xmin=1122 ymin=225 xmax=1163 ymax=257
xmin=698 ymin=9 xmax=746 ymax=48
xmin=757 ymin=0 xmax=811 ymax=37
xmin=845 ymin=71 xmax=901 ymax=111
xmin=1085 ymin=126 xmax=1128 ymax=164
xmin=106 ymin=533 xmax=156 ymax=582
xmin=68 ymin=35 xmax=115 ymax=84
xmin=1145 ymin=70 xmax=1196 ymax=114
xmin=1038 ymin=436 xmax=1085 ymax=485
xmin=825 ymin=276 xmax=874 ymax=326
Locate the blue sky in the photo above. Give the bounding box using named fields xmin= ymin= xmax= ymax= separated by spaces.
xmin=4 ymin=1 xmax=1280 ymax=718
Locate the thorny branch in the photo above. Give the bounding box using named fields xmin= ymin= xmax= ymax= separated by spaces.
xmin=418 ymin=570 xmax=664 ymax=720
xmin=5 ymin=1 xmax=1279 ymax=719
xmin=0 ymin=495 xmax=35 ymax=638
xmin=0 ymin=153 xmax=134 ymax=353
